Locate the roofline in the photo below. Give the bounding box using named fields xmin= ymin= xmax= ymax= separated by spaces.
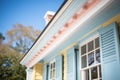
xmin=20 ymin=0 xmax=68 ymax=62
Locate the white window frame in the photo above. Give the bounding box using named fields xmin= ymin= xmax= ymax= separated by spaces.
xmin=49 ymin=59 xmax=56 ymax=80
xmin=79 ymin=34 xmax=102 ymax=80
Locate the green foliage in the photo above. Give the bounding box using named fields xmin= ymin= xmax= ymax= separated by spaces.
xmin=0 ymin=45 xmax=26 ymax=80
xmin=0 ymin=24 xmax=40 ymax=79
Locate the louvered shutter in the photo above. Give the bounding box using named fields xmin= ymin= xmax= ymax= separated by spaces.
xmin=99 ymin=22 xmax=120 ymax=80
xmin=42 ymin=64 xmax=48 ymax=80
xmin=66 ymin=47 xmax=76 ymax=80
xmin=55 ymin=55 xmax=63 ymax=80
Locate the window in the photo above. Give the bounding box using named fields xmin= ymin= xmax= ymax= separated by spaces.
xmin=49 ymin=61 xmax=55 ymax=80
xmin=80 ymin=35 xmax=102 ymax=80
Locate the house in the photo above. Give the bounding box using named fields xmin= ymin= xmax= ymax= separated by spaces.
xmin=20 ymin=0 xmax=120 ymax=80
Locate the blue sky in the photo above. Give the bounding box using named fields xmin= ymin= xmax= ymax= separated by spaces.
xmin=0 ymin=0 xmax=64 ymax=36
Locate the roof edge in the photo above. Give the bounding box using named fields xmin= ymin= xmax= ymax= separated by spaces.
xmin=20 ymin=0 xmax=69 ymax=64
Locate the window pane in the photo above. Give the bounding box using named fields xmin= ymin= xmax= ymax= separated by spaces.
xmin=50 ymin=71 xmax=52 ymax=79
xmin=50 ymin=62 xmax=55 ymax=80
xmin=91 ymin=67 xmax=98 ymax=79
xmin=88 ymin=41 xmax=94 ymax=52
xmin=52 ymin=62 xmax=55 ymax=68
xmin=81 ymin=45 xmax=86 ymax=55
xmin=88 ymin=52 xmax=94 ymax=66
xmin=99 ymin=65 xmax=102 ymax=78
xmin=96 ymin=49 xmax=101 ymax=63
xmin=53 ymin=62 xmax=55 ymax=68
xmin=95 ymin=37 xmax=99 ymax=48
xmin=51 ymin=64 xmax=52 ymax=69
xmin=82 ymin=55 xmax=87 ymax=68
xmin=53 ymin=69 xmax=55 ymax=78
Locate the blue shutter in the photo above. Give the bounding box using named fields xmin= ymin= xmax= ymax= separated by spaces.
xmin=66 ymin=47 xmax=76 ymax=80
xmin=42 ymin=64 xmax=48 ymax=80
xmin=55 ymin=55 xmax=63 ymax=80
xmin=99 ymin=22 xmax=120 ymax=80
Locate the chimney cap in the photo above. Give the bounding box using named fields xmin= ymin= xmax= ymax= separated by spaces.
xmin=44 ymin=11 xmax=55 ymax=19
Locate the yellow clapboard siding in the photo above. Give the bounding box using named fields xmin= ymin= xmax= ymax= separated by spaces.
xmin=33 ymin=63 xmax=43 ymax=80
xmin=61 ymin=50 xmax=67 ymax=80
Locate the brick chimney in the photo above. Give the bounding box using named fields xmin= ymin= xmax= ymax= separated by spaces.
xmin=44 ymin=11 xmax=55 ymax=25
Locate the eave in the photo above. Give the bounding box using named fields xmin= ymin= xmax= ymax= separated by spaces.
xmin=20 ymin=0 xmax=113 ymax=68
